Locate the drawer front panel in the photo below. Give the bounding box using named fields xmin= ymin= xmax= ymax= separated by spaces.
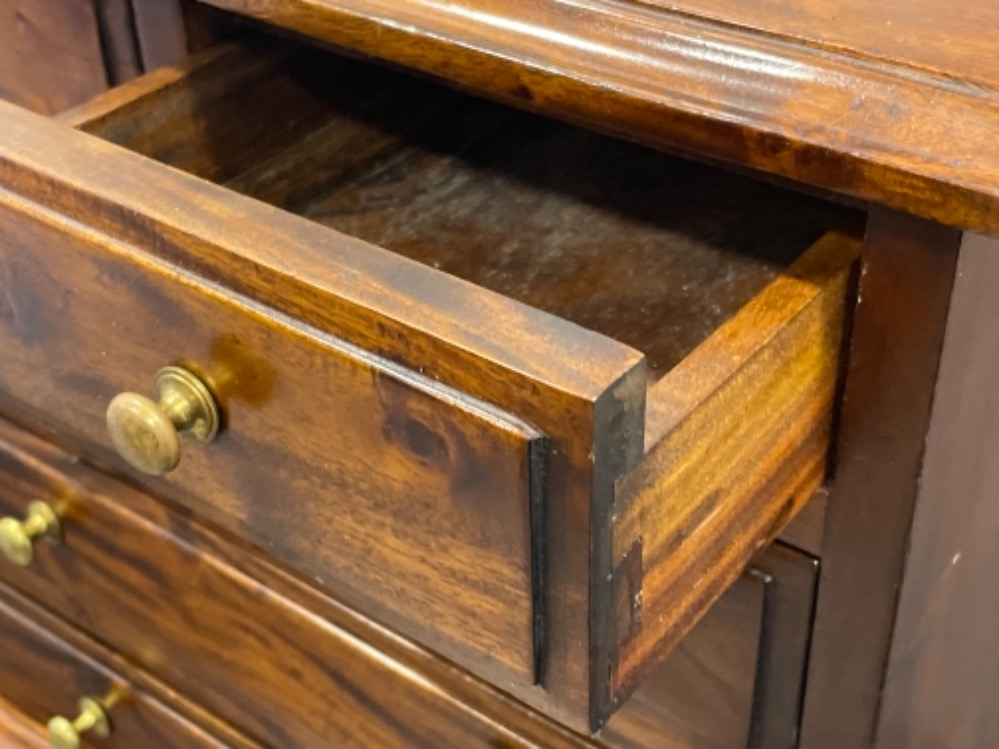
xmin=0 ymin=188 xmax=543 ymax=685
xmin=0 ymin=582 xmax=231 ymax=749
xmin=0 ymin=420 xmax=573 ymax=749
xmin=608 ymin=234 xmax=853 ymax=710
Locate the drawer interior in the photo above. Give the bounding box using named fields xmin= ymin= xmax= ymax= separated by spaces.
xmin=66 ymin=34 xmax=857 ymax=387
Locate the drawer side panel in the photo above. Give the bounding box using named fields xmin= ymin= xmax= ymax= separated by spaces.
xmin=609 ymin=233 xmax=857 ymax=712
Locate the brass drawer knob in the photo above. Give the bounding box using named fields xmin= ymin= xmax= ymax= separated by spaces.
xmin=47 ymin=697 xmax=111 ymax=749
xmin=0 ymin=500 xmax=61 ymax=566
xmin=106 ymin=365 xmax=220 ymax=476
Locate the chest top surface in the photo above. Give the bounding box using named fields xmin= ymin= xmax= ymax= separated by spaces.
xmin=641 ymin=0 xmax=999 ymax=91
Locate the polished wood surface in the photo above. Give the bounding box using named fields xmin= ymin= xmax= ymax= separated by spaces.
xmin=0 ymin=422 xmax=557 ymax=749
xmin=0 ymin=697 xmax=44 ymax=749
xmin=0 ymin=81 xmax=641 ymax=730
xmin=0 ymin=583 xmax=245 ymax=749
xmin=0 ymin=30 xmax=854 ymax=727
xmin=0 ymin=0 xmax=108 ymax=114
xmin=874 ymin=232 xmax=999 ymax=748
xmin=800 ymin=210 xmax=963 ymax=748
xmin=5 ymin=4 xmax=998 ymax=747
xmin=200 ymin=0 xmax=999 ymax=235
xmin=611 ymin=233 xmax=855 ymax=707
xmin=0 ymin=417 xmax=814 ymax=749
xmin=68 ymin=37 xmax=851 ymax=383
xmin=642 ymin=0 xmax=999 ymax=90
xmin=0 ymin=174 xmax=546 ymax=687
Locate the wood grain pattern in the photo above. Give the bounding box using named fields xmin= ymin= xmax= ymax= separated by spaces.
xmin=0 ymin=34 xmax=854 ymax=727
xmin=0 ymin=417 xmax=816 ymax=749
xmin=0 ymin=95 xmax=646 ymax=728
xmin=0 ymin=697 xmax=44 ymax=749
xmin=64 ymin=34 xmax=852 ymax=382
xmin=611 ymin=233 xmax=857 ymax=709
xmin=0 ymin=582 xmax=245 ymax=749
xmin=0 ymin=97 xmax=644 ymax=407
xmin=0 ymin=0 xmax=108 ymax=114
xmin=637 ymin=0 xmax=999 ymax=91
xmin=199 ymin=0 xmax=999 ymax=235
xmin=873 ymin=232 xmax=999 ymax=749
xmin=0 ymin=185 xmax=546 ymax=687
xmin=799 ymin=210 xmax=962 ymax=749
xmin=250 ymin=101 xmax=846 ymax=387
xmin=0 ymin=422 xmax=557 ymax=749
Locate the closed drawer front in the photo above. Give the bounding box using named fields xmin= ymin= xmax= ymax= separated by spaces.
xmin=0 ymin=418 xmax=816 ymax=749
xmin=0 ymin=29 xmax=858 ymax=729
xmin=0 ymin=418 xmax=557 ymax=749
xmin=0 ymin=580 xmax=238 ymax=749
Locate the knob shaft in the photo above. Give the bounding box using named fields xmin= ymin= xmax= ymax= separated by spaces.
xmin=106 ymin=365 xmax=220 ymax=476
xmin=47 ymin=697 xmax=111 ymax=749
xmin=0 ymin=501 xmax=61 ymax=567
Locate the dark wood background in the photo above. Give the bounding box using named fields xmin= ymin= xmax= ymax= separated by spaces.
xmin=0 ymin=0 xmax=186 ymax=114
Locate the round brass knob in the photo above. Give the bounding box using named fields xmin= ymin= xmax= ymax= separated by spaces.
xmin=106 ymin=365 xmax=220 ymax=476
xmin=0 ymin=501 xmax=61 ymax=567
xmin=47 ymin=697 xmax=111 ymax=749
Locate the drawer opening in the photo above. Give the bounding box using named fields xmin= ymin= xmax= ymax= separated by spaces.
xmin=65 ymin=34 xmax=857 ymax=389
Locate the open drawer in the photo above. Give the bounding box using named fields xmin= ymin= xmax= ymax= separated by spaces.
xmin=0 ymin=31 xmax=858 ymax=731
